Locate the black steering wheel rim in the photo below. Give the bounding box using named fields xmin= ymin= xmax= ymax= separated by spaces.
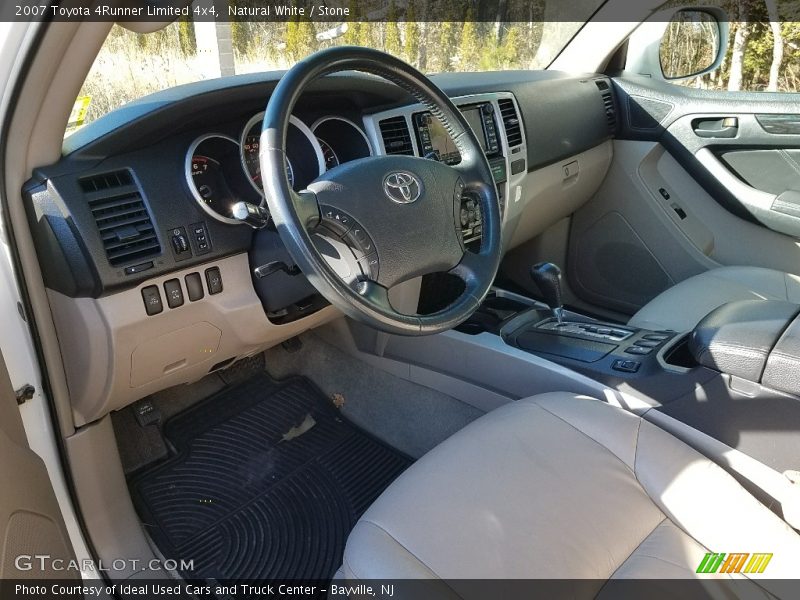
xmin=260 ymin=46 xmax=502 ymax=336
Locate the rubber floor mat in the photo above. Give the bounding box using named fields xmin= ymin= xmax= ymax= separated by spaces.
xmin=129 ymin=374 xmax=411 ymax=584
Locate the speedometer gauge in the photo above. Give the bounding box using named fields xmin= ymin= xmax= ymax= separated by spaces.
xmin=318 ymin=138 xmax=340 ymax=170
xmin=242 ymin=133 xmax=294 ymax=190
xmin=240 ymin=113 xmax=325 ymax=195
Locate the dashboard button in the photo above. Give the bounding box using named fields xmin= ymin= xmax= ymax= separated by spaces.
xmin=189 ymin=222 xmax=211 ymax=255
xmin=205 ymin=267 xmax=223 ymax=295
xmin=163 ymin=278 xmax=184 ymax=309
xmin=625 ymin=346 xmax=653 ymax=356
xmin=125 ymin=261 xmax=154 ymax=275
xmin=612 ymin=359 xmax=641 ymax=373
xmin=168 ymin=226 xmax=192 ymax=261
xmin=141 ymin=285 xmax=163 ymax=316
xmin=185 ymin=272 xmax=204 ymax=302
xmin=634 ymin=339 xmax=661 ymax=348
xmin=644 ymin=333 xmax=671 ymax=342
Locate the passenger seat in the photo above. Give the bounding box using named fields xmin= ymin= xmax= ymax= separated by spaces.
xmin=628 ymin=266 xmax=800 ymax=333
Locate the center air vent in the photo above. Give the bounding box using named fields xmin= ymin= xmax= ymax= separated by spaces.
xmin=497 ymin=98 xmax=523 ymax=148
xmin=595 ymin=79 xmax=617 ymax=134
xmin=80 ymin=170 xmax=161 ymax=267
xmin=379 ymin=116 xmax=414 ymax=155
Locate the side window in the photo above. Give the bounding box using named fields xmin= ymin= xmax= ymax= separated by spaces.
xmin=660 ymin=0 xmax=799 ymax=92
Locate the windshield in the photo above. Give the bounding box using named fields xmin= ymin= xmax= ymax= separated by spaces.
xmin=70 ymin=0 xmax=604 ymax=134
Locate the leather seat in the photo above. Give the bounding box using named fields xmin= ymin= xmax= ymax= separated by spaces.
xmin=629 ymin=266 xmax=800 ymax=333
xmin=341 ymin=393 xmax=800 ymax=595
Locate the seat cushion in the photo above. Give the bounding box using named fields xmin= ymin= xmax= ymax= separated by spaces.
xmin=341 ymin=394 xmax=800 ymax=594
xmin=628 ymin=266 xmax=800 ymax=333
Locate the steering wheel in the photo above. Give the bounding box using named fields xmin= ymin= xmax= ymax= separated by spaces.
xmin=260 ymin=47 xmax=501 ymax=336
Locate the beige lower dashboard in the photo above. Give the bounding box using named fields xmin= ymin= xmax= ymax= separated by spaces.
xmin=47 ymin=253 xmax=339 ymax=426
xmin=505 ymin=141 xmax=613 ymax=250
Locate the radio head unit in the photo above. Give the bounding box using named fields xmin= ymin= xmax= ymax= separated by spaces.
xmin=414 ymin=102 xmax=501 ymax=165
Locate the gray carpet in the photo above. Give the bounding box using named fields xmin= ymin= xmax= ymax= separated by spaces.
xmin=264 ymin=334 xmax=484 ymax=458
xmin=114 ymin=337 xmax=483 ymax=472
xmin=112 ymin=356 xmax=265 ymax=474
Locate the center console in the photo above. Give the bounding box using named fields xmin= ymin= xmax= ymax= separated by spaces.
xmin=448 ymin=263 xmax=800 ymax=476
xmin=502 ymin=312 xmax=673 ymax=376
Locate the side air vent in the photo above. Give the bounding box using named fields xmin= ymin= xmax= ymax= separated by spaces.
xmin=79 ymin=170 xmax=161 ymax=266
xmin=595 ymin=79 xmax=617 ymax=134
xmin=379 ymin=116 xmax=414 ymax=155
xmin=497 ymin=98 xmax=523 ymax=148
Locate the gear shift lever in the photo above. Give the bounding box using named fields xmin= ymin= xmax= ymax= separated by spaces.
xmin=530 ymin=262 xmax=564 ymax=324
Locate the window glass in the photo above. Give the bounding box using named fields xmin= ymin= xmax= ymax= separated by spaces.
xmin=69 ymin=0 xmax=605 ymax=135
xmin=665 ymin=0 xmax=800 ymax=92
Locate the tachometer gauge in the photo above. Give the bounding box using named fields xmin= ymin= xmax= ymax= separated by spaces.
xmin=318 ymin=138 xmax=340 ymax=169
xmin=186 ymin=134 xmax=256 ymax=226
xmin=191 ymin=155 xmax=218 ymax=201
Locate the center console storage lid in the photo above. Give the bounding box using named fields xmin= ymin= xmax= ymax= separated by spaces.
xmin=763 ymin=316 xmax=800 ymax=395
xmin=689 ymin=299 xmax=800 ymax=383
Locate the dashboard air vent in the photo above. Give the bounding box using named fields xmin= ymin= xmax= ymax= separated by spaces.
xmin=595 ymin=79 xmax=617 ymax=134
xmin=80 ymin=170 xmax=161 ymax=266
xmin=497 ymin=98 xmax=523 ymax=148
xmin=379 ymin=116 xmax=414 ymax=155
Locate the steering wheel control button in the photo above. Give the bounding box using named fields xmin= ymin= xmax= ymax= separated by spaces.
xmin=163 ymin=278 xmax=184 ymax=309
xmin=625 ymin=345 xmax=653 ymax=356
xmin=169 ymin=226 xmax=192 ymax=261
xmin=460 ymin=197 xmax=483 ymax=246
xmin=141 ymin=285 xmax=163 ymax=316
xmin=190 ymin=222 xmax=211 ymax=255
xmin=345 ymin=226 xmax=375 ymax=259
xmin=185 ymin=272 xmax=204 ymax=302
xmin=358 ymin=253 xmax=380 ymax=279
xmin=205 ymin=267 xmax=223 ymax=295
xmin=612 ymin=359 xmax=641 ymax=374
xmin=319 ymin=205 xmax=354 ymax=237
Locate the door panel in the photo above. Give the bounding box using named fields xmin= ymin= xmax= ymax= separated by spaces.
xmin=718 ymin=148 xmax=800 ymax=196
xmin=567 ymin=75 xmax=800 ymax=314
xmin=0 ymin=351 xmax=75 ymax=582
xmin=666 ymin=110 xmax=800 ymax=239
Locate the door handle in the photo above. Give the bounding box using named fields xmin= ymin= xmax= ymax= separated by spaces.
xmin=693 ymin=117 xmax=739 ymax=138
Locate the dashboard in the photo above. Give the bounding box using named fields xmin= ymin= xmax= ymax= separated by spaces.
xmin=26 ymin=70 xmax=616 ymax=424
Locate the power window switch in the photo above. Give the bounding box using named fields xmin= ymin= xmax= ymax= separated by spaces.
xmin=205 ymin=267 xmax=223 ymax=295
xmin=163 ymin=278 xmax=184 ymax=309
xmin=185 ymin=272 xmax=204 ymax=302
xmin=141 ymin=285 xmax=163 ymax=316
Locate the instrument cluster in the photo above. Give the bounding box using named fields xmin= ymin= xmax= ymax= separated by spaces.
xmin=186 ymin=113 xmax=372 ymax=225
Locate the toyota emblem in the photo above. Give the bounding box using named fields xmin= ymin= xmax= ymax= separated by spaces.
xmin=383 ymin=171 xmax=421 ymax=204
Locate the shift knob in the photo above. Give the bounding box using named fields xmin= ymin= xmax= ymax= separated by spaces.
xmin=530 ymin=262 xmax=564 ymax=323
